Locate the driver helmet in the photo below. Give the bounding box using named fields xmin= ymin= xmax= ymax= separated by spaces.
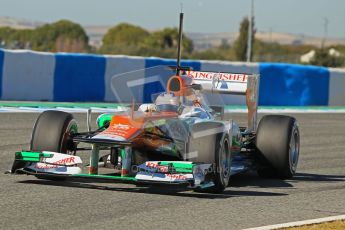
xmin=155 ymin=93 xmax=180 ymax=112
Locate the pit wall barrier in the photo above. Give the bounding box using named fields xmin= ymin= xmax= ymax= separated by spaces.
xmin=0 ymin=49 xmax=344 ymax=106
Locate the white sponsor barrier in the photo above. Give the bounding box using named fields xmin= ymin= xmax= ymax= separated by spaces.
xmin=2 ymin=50 xmax=55 ymax=101
xmin=328 ymin=68 xmax=345 ymax=106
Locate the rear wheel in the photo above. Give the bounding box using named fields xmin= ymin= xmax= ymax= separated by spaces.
xmin=255 ymin=115 xmax=300 ymax=179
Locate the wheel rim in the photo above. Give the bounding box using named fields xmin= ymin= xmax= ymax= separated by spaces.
xmin=61 ymin=119 xmax=78 ymax=154
xmin=289 ymin=125 xmax=299 ymax=173
xmin=220 ymin=139 xmax=231 ymax=185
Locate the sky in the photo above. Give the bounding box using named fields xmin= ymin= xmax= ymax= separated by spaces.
xmin=1 ymin=0 xmax=345 ymax=39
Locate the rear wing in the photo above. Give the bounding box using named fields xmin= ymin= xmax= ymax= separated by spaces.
xmin=185 ymin=70 xmax=260 ymax=132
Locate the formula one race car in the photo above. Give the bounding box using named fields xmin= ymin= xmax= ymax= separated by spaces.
xmin=9 ymin=64 xmax=300 ymax=193
xmin=9 ymin=13 xmax=300 ymax=194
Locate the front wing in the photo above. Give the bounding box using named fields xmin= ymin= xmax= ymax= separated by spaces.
xmin=11 ymin=151 xmax=214 ymax=189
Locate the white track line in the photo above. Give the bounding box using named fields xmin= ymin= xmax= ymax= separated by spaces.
xmin=243 ymin=214 xmax=345 ymax=230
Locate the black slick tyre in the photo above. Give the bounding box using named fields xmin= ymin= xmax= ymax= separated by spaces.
xmin=31 ymin=110 xmax=77 ymax=153
xmin=195 ymin=134 xmax=231 ymax=194
xmin=30 ymin=110 xmax=78 ymax=180
xmin=255 ymin=115 xmax=300 ymax=179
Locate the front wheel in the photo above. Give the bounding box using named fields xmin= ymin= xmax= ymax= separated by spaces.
xmin=31 ymin=110 xmax=77 ymax=180
xmin=255 ymin=115 xmax=300 ymax=179
xmin=195 ymin=134 xmax=231 ymax=193
xmin=213 ymin=134 xmax=231 ymax=192
xmin=11 ymin=110 xmax=78 ymax=174
xmin=31 ymin=110 xmax=78 ymax=153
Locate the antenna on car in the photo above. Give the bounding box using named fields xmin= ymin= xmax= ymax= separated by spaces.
xmin=169 ymin=9 xmax=191 ymax=74
xmin=176 ymin=10 xmax=184 ymax=76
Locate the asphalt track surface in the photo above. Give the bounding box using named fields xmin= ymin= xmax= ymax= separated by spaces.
xmin=0 ymin=113 xmax=344 ymax=230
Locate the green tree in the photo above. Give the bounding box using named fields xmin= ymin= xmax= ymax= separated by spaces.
xmin=0 ymin=27 xmax=18 ymax=47
xmin=141 ymin=27 xmax=193 ymax=58
xmin=0 ymin=27 xmax=16 ymax=41
xmin=253 ymin=39 xmax=316 ymax=63
xmin=191 ymin=40 xmax=235 ymax=61
xmin=100 ymin=23 xmax=149 ymax=55
xmin=32 ymin=20 xmax=89 ymax=52
xmin=0 ymin=27 xmax=35 ymax=49
xmin=191 ymin=49 xmax=227 ymax=60
xmin=233 ymin=17 xmax=255 ymax=61
xmin=11 ymin=29 xmax=34 ymax=49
